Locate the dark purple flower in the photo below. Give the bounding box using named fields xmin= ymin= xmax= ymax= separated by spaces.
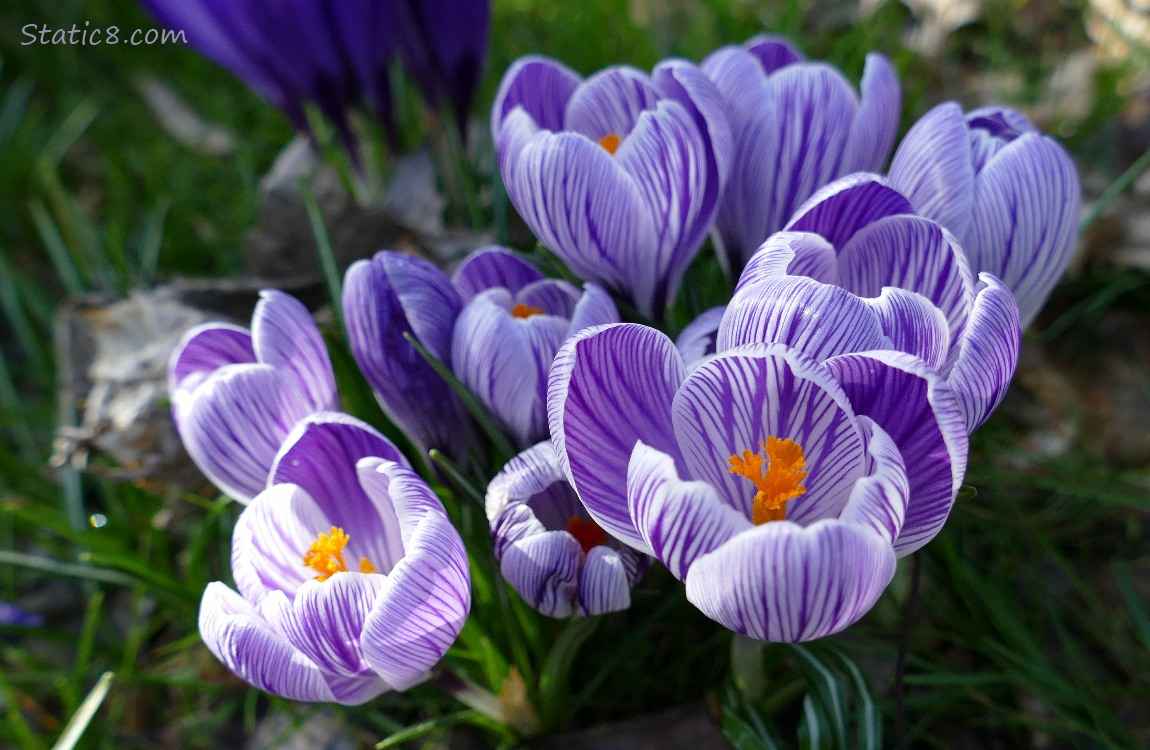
xmin=493 ymin=56 xmax=732 ymax=319
xmin=168 ymin=290 xmax=336 ymax=503
xmin=0 ymin=601 xmax=43 ymax=628
xmin=199 ymin=414 xmax=469 ymax=704
xmin=887 ymin=103 xmax=1081 ymax=326
xmin=486 ymin=441 xmax=647 ymax=618
xmin=701 ymin=36 xmax=901 ymax=274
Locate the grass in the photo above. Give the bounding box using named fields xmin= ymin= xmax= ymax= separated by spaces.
xmin=2 ymin=0 xmax=1149 ymax=747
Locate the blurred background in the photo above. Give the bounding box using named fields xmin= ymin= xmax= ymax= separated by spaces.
xmin=1 ymin=0 xmax=1149 ymax=747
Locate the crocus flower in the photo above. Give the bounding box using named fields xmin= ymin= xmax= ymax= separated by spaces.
xmin=199 ymin=413 xmax=470 ymax=704
xmin=344 ymin=246 xmax=617 ymax=454
xmin=548 ymin=325 xmax=911 ymax=641
xmin=493 ymin=56 xmax=732 ymax=319
xmin=0 ymin=601 xmax=43 ymax=628
xmin=701 ymin=36 xmax=901 ymax=274
xmin=141 ymin=0 xmax=488 ymax=146
xmin=486 ymin=441 xmax=648 ymax=618
xmin=887 ymin=102 xmax=1080 ymax=326
xmin=169 ymin=290 xmax=336 ymax=502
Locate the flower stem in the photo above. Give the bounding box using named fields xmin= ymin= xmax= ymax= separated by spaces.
xmin=431 ymin=669 xmax=502 ymax=722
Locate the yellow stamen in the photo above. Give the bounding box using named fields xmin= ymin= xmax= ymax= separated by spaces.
xmin=303 ymin=526 xmax=377 ymax=581
xmin=599 ymin=133 xmax=621 ymax=155
xmin=728 ymin=437 xmax=808 ymax=525
xmin=511 ymin=302 xmax=544 ymax=318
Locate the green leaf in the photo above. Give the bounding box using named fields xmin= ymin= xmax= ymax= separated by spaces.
xmin=51 ymin=672 xmax=114 ymax=750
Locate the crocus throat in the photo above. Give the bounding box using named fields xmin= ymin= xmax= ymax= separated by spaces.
xmin=303 ymin=526 xmax=376 ymax=581
xmin=511 ymin=302 xmax=544 ymax=318
xmin=567 ymin=515 xmax=607 ymax=553
xmin=728 ymin=437 xmax=808 ymax=525
xmin=599 ymin=133 xmax=621 ymax=155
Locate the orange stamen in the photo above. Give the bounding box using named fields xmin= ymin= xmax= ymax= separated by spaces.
xmin=303 ymin=526 xmax=377 ymax=581
xmin=511 ymin=302 xmax=544 ymax=318
xmin=599 ymin=133 xmax=621 ymax=155
xmin=728 ymin=437 xmax=808 ymax=525
xmin=567 ymin=516 xmax=608 ymax=553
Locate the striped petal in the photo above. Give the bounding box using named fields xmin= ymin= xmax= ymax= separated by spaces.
xmin=578 ymin=546 xmax=633 ymax=616
xmin=862 ymin=288 xmax=951 ymax=371
xmin=785 ymin=173 xmax=915 ymax=253
xmin=945 ymin=273 xmax=1021 ymax=432
xmin=491 ymin=55 xmax=582 ymax=135
xmin=837 ymin=417 xmax=908 ymax=546
xmin=672 ymin=344 xmax=866 ymax=524
xmin=676 ymin=306 xmax=726 ymax=373
xmin=627 ymin=441 xmax=751 ymax=580
xmin=485 ymin=440 xmax=567 ymax=525
xmin=744 ymin=35 xmax=805 ymax=72
xmin=499 ymin=531 xmax=581 ymax=618
xmin=967 ymin=132 xmax=1081 ymax=328
xmin=823 ymin=351 xmax=968 ymax=555
xmin=718 ymin=276 xmax=889 ymax=362
xmin=451 ymin=245 xmax=543 ymax=303
xmin=198 ymin=582 xmax=341 ymax=703
xmin=547 ymin=324 xmax=685 ymax=551
xmin=843 ymin=52 xmax=901 ymax=174
xmin=452 ymin=289 xmax=569 ymax=447
xmin=360 ymin=462 xmax=470 ymax=691
xmin=887 ymin=102 xmax=975 ymax=244
xmin=250 ymin=290 xmax=336 ymax=412
xmin=169 ymin=323 xmax=254 ymax=399
xmin=179 ymin=364 xmax=312 ymax=502
xmin=684 ymin=520 xmax=896 ymax=642
xmin=564 ymin=67 xmax=662 ymax=141
xmin=566 ymin=284 xmax=621 ymax=337
xmin=735 ymin=231 xmax=839 ymax=292
xmin=270 ymin=414 xmax=408 ymax=572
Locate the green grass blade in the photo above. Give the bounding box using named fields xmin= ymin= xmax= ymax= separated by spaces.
xmin=50 ymin=672 xmax=113 ymax=750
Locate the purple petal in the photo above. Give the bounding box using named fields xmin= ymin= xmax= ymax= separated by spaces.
xmin=863 ymin=288 xmax=951 ymax=371
xmin=887 ymin=102 xmax=975 ymax=244
xmin=251 ymin=290 xmax=336 ymax=412
xmin=675 ymin=306 xmax=726 ymax=373
xmin=485 ymin=440 xmax=567 ymax=524
xmin=684 ymin=520 xmax=896 ymax=641
xmin=342 ymin=254 xmax=475 ymax=457
xmin=517 ymin=279 xmax=581 ymax=318
xmin=785 ymin=173 xmax=915 ymax=252
xmin=270 ymin=414 xmax=407 ymax=570
xmin=824 ymin=351 xmax=968 ymax=555
xmin=0 ymin=601 xmax=43 ymax=627
xmin=744 ymin=35 xmax=805 ymax=72
xmin=837 ymin=417 xmax=908 ymax=545
xmin=843 ymin=53 xmax=901 ymax=174
xmin=178 ymin=364 xmax=312 ymax=502
xmin=564 ymin=67 xmax=661 ymax=141
xmin=945 ymin=273 xmax=1021 ymax=432
xmin=198 ymin=582 xmax=341 ymax=703
xmin=492 ymin=55 xmax=582 ymax=135
xmin=578 ymin=546 xmax=633 ymax=616
xmin=627 ymin=441 xmax=751 ymax=580
xmin=360 ymin=466 xmax=471 ymax=690
xmin=547 ymin=324 xmax=685 ymax=551
xmin=835 ymin=215 xmax=975 ymax=345
xmin=451 ymin=245 xmax=543 ymax=303
xmin=967 ymin=132 xmax=1081 ymax=328
xmin=717 ymin=276 xmax=889 ymax=362
xmin=672 ymin=344 xmax=866 ymax=524
xmin=566 ymin=284 xmax=621 ymax=337
xmin=736 ymin=231 xmax=840 ymax=291
xmin=500 ymin=531 xmax=581 ymax=618
xmin=169 ymin=324 xmax=254 ymax=398
xmin=452 ymin=289 xmax=568 ymax=447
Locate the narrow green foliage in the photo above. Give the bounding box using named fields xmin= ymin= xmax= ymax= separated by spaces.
xmin=51 ymin=672 xmax=113 ymax=750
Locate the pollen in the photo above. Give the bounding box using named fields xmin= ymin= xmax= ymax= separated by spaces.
xmin=511 ymin=302 xmax=544 ymax=318
xmin=567 ymin=515 xmax=608 ymax=553
xmin=728 ymin=437 xmax=808 ymax=525
xmin=303 ymin=526 xmax=377 ymax=581
xmin=599 ymin=133 xmax=621 ymax=155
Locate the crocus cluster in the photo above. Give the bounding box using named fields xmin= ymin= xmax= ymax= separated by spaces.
xmin=142 ymin=0 xmax=490 ymax=145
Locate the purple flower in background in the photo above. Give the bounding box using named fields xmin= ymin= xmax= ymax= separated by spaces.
xmin=0 ymin=601 xmax=43 ymax=628
xmin=548 ymin=325 xmax=913 ymax=641
xmin=701 ymin=36 xmax=901 ymax=274
xmin=169 ymin=290 xmax=335 ymax=502
xmin=199 ymin=414 xmax=469 ymax=704
xmin=141 ymin=0 xmax=489 ymax=145
xmin=344 ymin=246 xmax=617 ymax=454
xmin=486 ymin=441 xmax=648 ymax=618
xmin=493 ymin=56 xmax=732 ymax=319
xmin=887 ymin=103 xmax=1081 ymax=326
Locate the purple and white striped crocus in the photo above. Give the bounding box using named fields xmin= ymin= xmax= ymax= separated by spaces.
xmin=548 ymin=325 xmax=911 ymax=641
xmin=492 ymin=56 xmax=732 ymax=319
xmin=486 ymin=441 xmax=648 ymax=618
xmin=701 ymin=36 xmax=901 ymax=274
xmin=169 ymin=290 xmax=336 ymax=503
xmin=887 ymin=103 xmax=1081 ymax=326
xmin=199 ymin=413 xmax=470 ymax=704
xmin=344 ymin=246 xmax=618 ymax=452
